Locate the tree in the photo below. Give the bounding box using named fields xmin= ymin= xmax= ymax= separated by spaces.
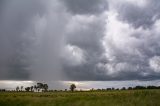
xmin=34 ymin=82 xmax=49 ymax=92
xmin=37 ymin=83 xmax=43 ymax=92
xmin=106 ymin=88 xmax=111 ymax=90
xmin=30 ymin=86 xmax=34 ymax=92
xmin=34 ymin=85 xmax=37 ymax=91
xmin=128 ymin=87 xmax=132 ymax=90
xmin=16 ymin=86 xmax=19 ymax=91
xmin=70 ymin=84 xmax=76 ymax=92
xmin=25 ymin=87 xmax=30 ymax=92
xmin=37 ymin=83 xmax=43 ymax=89
xmin=112 ymin=87 xmax=115 ymax=90
xmin=21 ymin=86 xmax=23 ymax=91
xmin=43 ymin=84 xmax=48 ymax=92
xmin=121 ymin=87 xmax=126 ymax=90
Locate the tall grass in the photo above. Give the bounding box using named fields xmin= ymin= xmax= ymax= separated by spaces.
xmin=0 ymin=90 xmax=160 ymax=106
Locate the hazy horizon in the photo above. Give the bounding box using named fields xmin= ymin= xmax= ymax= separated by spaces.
xmin=1 ymin=80 xmax=160 ymax=90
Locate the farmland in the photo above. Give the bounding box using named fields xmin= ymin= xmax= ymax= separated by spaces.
xmin=0 ymin=89 xmax=160 ymax=106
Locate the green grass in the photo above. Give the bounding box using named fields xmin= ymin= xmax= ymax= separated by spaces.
xmin=0 ymin=90 xmax=160 ymax=106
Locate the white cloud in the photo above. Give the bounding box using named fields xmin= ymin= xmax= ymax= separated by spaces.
xmin=149 ymin=56 xmax=160 ymax=73
xmin=63 ymin=44 xmax=86 ymax=66
xmin=99 ymin=8 xmax=160 ymax=77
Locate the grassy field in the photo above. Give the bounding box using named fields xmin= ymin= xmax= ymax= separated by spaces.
xmin=0 ymin=90 xmax=160 ymax=106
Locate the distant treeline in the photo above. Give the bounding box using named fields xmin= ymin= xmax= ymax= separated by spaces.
xmin=0 ymin=85 xmax=160 ymax=92
xmin=0 ymin=82 xmax=48 ymax=92
xmin=0 ymin=89 xmax=6 ymax=92
xmin=89 ymin=85 xmax=160 ymax=91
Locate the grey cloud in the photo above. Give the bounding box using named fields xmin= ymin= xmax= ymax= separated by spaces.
xmin=62 ymin=15 xmax=107 ymax=80
xmin=66 ymin=16 xmax=105 ymax=55
xmin=0 ymin=0 xmax=49 ymax=80
xmin=1 ymin=0 xmax=160 ymax=81
xmin=61 ymin=0 xmax=108 ymax=14
xmin=63 ymin=0 xmax=160 ymax=80
xmin=115 ymin=0 xmax=160 ymax=28
xmin=95 ymin=2 xmax=160 ymax=80
xmin=0 ymin=0 xmax=109 ymax=81
xmin=0 ymin=0 xmax=70 ymax=80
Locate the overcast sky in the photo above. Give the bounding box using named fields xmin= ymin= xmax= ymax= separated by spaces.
xmin=0 ymin=0 xmax=160 ymax=81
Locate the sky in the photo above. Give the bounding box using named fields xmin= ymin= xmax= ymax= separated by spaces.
xmin=0 ymin=0 xmax=160 ymax=83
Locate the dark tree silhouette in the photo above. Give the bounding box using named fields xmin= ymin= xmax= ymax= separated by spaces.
xmin=43 ymin=84 xmax=48 ymax=91
xmin=70 ymin=84 xmax=76 ymax=92
xmin=25 ymin=87 xmax=30 ymax=92
xmin=16 ymin=86 xmax=19 ymax=91
xmin=128 ymin=87 xmax=133 ymax=90
xmin=34 ymin=85 xmax=37 ymax=91
xmin=37 ymin=83 xmax=43 ymax=89
xmin=106 ymin=88 xmax=111 ymax=90
xmin=136 ymin=86 xmax=146 ymax=89
xmin=21 ymin=86 xmax=23 ymax=91
xmin=31 ymin=86 xmax=34 ymax=92
xmin=0 ymin=89 xmax=6 ymax=92
xmin=121 ymin=87 xmax=126 ymax=90
xmin=36 ymin=83 xmax=44 ymax=92
xmin=112 ymin=88 xmax=115 ymax=90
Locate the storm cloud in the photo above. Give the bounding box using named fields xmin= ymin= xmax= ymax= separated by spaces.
xmin=0 ymin=0 xmax=160 ymax=81
xmin=61 ymin=0 xmax=108 ymax=15
xmin=0 ymin=0 xmax=45 ymax=79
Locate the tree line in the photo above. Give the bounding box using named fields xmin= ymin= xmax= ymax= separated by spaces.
xmin=90 ymin=85 xmax=160 ymax=91
xmin=15 ymin=82 xmax=48 ymax=92
xmin=0 ymin=84 xmax=160 ymax=92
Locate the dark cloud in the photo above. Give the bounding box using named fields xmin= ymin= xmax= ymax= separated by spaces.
xmin=0 ymin=0 xmax=70 ymax=80
xmin=0 ymin=0 xmax=46 ymax=80
xmin=115 ymin=0 xmax=160 ymax=28
xmin=62 ymin=0 xmax=160 ymax=81
xmin=61 ymin=14 xmax=107 ymax=80
xmin=61 ymin=0 xmax=108 ymax=14
xmin=66 ymin=16 xmax=105 ymax=54
xmin=1 ymin=0 xmax=160 ymax=81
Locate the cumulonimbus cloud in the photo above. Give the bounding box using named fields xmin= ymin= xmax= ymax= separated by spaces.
xmin=0 ymin=0 xmax=160 ymax=81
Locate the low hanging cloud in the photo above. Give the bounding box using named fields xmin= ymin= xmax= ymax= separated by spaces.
xmin=0 ymin=0 xmax=70 ymax=80
xmin=0 ymin=0 xmax=45 ymax=80
xmin=0 ymin=0 xmax=160 ymax=81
